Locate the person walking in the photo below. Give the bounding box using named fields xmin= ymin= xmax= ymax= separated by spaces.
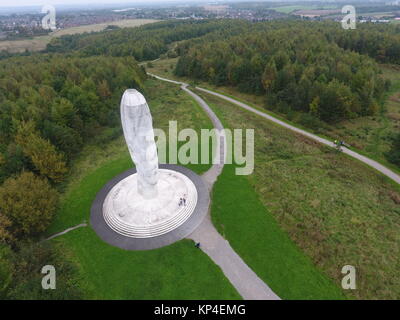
xmin=334 ymin=139 xmax=342 ymax=152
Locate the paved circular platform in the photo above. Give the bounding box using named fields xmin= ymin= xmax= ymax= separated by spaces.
xmin=103 ymin=168 xmax=198 ymax=238
xmin=90 ymin=164 xmax=209 ymax=250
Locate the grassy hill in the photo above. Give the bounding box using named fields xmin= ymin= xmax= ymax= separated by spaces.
xmin=46 ymin=78 xmax=241 ymax=299
xmin=197 ymin=89 xmax=400 ymax=300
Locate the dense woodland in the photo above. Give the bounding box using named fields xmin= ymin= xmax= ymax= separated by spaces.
xmin=0 ymin=54 xmax=145 ymax=298
xmin=46 ymin=19 xmax=250 ymax=61
xmin=175 ymin=21 xmax=394 ymax=125
xmin=0 ymin=55 xmax=145 ymax=185
xmin=0 ymin=18 xmax=400 ymax=298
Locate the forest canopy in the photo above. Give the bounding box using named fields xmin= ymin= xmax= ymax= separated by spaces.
xmin=0 ymin=52 xmax=145 ymax=299
xmin=0 ymin=54 xmax=145 ymax=185
xmin=174 ymin=20 xmax=391 ymax=123
xmin=45 ymin=19 xmax=250 ymax=61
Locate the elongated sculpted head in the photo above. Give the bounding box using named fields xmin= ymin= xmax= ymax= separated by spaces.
xmin=120 ymin=89 xmax=159 ymax=199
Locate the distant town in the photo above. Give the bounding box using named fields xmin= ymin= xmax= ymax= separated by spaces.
xmin=1 ymin=1 xmax=400 ymax=41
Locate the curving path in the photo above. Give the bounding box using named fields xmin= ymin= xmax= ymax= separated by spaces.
xmin=45 ymin=223 xmax=87 ymax=241
xmin=148 ymin=72 xmax=281 ymax=300
xmin=195 ymin=87 xmax=400 ymax=186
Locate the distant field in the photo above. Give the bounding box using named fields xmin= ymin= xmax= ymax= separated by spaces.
xmin=272 ymin=5 xmax=337 ymax=14
xmin=360 ymin=11 xmax=396 ymax=18
xmin=0 ymin=19 xmax=157 ymax=53
xmin=293 ymin=9 xmax=341 ymax=17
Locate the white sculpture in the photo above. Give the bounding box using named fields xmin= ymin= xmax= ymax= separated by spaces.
xmin=120 ymin=89 xmax=159 ymax=199
xmin=102 ymin=89 xmax=198 ymax=238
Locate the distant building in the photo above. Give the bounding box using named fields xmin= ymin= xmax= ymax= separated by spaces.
xmin=203 ymin=5 xmax=229 ymax=14
xmin=371 ymin=19 xmax=390 ymax=23
xmin=386 ymin=1 xmax=400 ymax=5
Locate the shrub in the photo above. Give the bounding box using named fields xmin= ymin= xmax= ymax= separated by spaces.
xmin=16 ymin=122 xmax=68 ymax=183
xmin=6 ymin=241 xmax=83 ymax=300
xmin=386 ymin=133 xmax=400 ymax=167
xmin=0 ymin=171 xmax=58 ymax=238
xmin=0 ymin=244 xmax=13 ymax=298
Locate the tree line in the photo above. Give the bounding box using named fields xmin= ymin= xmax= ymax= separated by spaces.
xmin=45 ymin=19 xmax=249 ymax=61
xmin=175 ymin=21 xmax=389 ymax=124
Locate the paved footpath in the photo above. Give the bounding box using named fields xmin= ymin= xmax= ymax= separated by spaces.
xmin=196 ymin=87 xmax=400 ymax=186
xmin=149 ymin=73 xmax=280 ymax=300
xmin=45 ymin=223 xmax=87 ymax=241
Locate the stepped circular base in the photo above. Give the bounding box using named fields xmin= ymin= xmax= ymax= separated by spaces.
xmin=90 ymin=164 xmax=209 ymax=250
xmin=103 ymin=169 xmax=198 ymax=238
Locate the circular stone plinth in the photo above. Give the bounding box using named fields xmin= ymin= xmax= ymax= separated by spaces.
xmin=103 ymin=169 xmax=198 ymax=238
xmin=90 ymin=164 xmax=209 ymax=250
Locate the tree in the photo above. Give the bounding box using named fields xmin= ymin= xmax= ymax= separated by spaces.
xmin=15 ymin=122 xmax=68 ymax=183
xmin=41 ymin=121 xmax=83 ymax=160
xmin=309 ymin=96 xmax=320 ymax=117
xmin=261 ymin=60 xmax=277 ymax=93
xmin=6 ymin=242 xmax=83 ymax=300
xmin=97 ymin=79 xmax=112 ymax=99
xmin=0 ymin=244 xmax=13 ymax=298
xmin=386 ymin=133 xmax=400 ymax=167
xmin=50 ymin=98 xmax=77 ymax=127
xmin=0 ymin=171 xmax=58 ymax=237
xmin=0 ymin=213 xmax=14 ymax=244
xmin=0 ymin=144 xmax=29 ymax=184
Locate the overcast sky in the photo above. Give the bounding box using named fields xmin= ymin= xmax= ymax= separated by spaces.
xmin=0 ymin=0 xmax=196 ymax=7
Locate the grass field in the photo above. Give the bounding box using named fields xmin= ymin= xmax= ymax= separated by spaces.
xmin=0 ymin=19 xmax=157 ymax=53
xmin=46 ymin=78 xmax=241 ymax=299
xmin=55 ymin=228 xmax=240 ymax=299
xmin=211 ymin=164 xmax=345 ymax=300
xmin=197 ymin=90 xmax=400 ymax=300
xmin=271 ymin=5 xmax=337 ymax=14
xmin=50 ymin=65 xmax=400 ymax=299
xmin=146 ymin=58 xmax=181 ymax=81
xmin=272 ymin=5 xmax=314 ymax=14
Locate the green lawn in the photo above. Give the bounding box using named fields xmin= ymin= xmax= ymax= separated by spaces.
xmin=199 ymin=90 xmax=400 ymax=300
xmin=212 ymin=165 xmax=345 ymax=300
xmin=53 ymin=206 xmax=240 ymax=299
xmin=46 ymin=78 xmax=241 ymax=299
